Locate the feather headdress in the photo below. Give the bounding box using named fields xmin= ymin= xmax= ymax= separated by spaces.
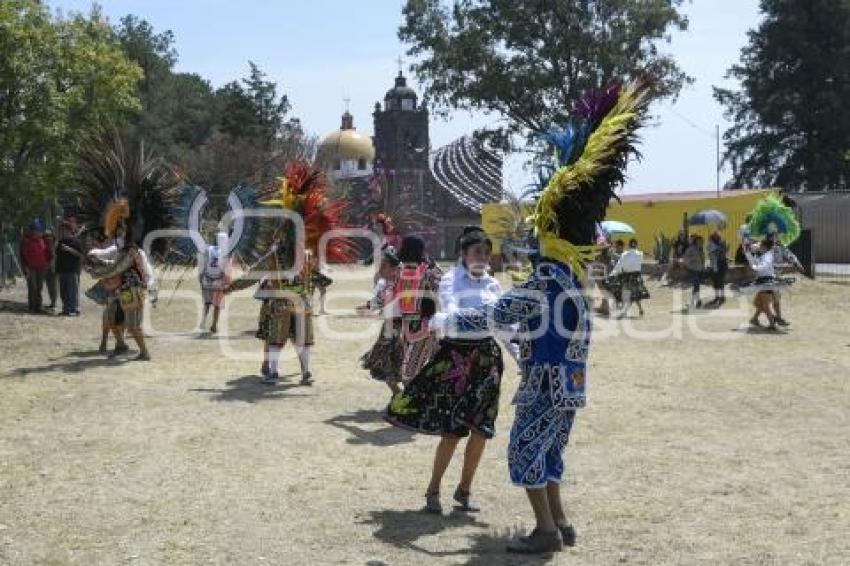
xmin=262 ymin=159 xmax=357 ymax=264
xmin=529 ymin=80 xmax=652 ymax=276
xmin=748 ymin=194 xmax=801 ymax=246
xmin=63 ymin=128 xmax=177 ymax=256
xmin=103 ymin=198 xmax=130 ymax=238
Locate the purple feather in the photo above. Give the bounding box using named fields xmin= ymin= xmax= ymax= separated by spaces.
xmin=574 ymin=85 xmax=620 ymax=125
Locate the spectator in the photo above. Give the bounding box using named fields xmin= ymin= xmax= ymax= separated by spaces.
xmin=56 ymin=223 xmax=84 ymax=316
xmin=19 ymin=220 xmax=52 ymax=313
xmin=611 ymin=238 xmax=649 ymax=318
xmin=681 ymin=234 xmax=705 ymax=311
xmin=44 ymin=228 xmax=58 ymax=311
xmin=707 ymin=231 xmax=729 ymax=307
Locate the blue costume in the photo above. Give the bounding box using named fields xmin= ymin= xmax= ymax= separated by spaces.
xmin=445 ymin=257 xmax=590 ymax=487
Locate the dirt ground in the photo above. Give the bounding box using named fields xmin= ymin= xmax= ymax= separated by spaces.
xmin=1 ymin=267 xmax=849 ymax=565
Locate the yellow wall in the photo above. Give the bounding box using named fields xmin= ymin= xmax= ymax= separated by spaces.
xmin=482 ymin=190 xmax=772 ymax=255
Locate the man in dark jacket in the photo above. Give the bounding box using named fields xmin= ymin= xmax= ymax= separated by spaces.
xmin=56 ymin=222 xmax=84 ymax=316
xmin=19 ymin=220 xmax=52 ymax=313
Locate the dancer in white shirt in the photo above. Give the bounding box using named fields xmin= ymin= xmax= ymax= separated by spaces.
xmin=384 ymin=227 xmax=509 ymax=515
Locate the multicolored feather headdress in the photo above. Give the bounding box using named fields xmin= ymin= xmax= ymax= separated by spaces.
xmin=748 ymin=194 xmax=801 ymax=246
xmin=170 ymin=183 xmax=265 ymax=266
xmin=529 ymin=80 xmax=652 ymax=276
xmin=262 ymin=159 xmax=357 ymax=264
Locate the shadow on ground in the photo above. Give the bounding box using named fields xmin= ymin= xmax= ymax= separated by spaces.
xmin=360 ymin=509 xmax=555 ymax=565
xmin=189 ymin=373 xmax=308 ymax=403
xmin=325 ymin=409 xmax=415 ymax=447
xmin=0 ymin=299 xmax=41 ymax=314
xmin=8 ymin=354 xmax=130 ymax=377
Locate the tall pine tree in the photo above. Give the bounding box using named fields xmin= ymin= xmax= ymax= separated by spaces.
xmin=715 ymin=0 xmax=850 ymax=191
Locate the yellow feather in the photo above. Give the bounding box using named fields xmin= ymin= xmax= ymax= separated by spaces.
xmin=104 ymin=198 xmax=129 ymax=237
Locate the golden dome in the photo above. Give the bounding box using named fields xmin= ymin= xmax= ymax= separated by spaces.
xmin=318 ymin=112 xmax=375 ymax=162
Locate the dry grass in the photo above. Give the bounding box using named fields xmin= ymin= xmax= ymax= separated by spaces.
xmin=1 ymin=267 xmax=849 ymax=565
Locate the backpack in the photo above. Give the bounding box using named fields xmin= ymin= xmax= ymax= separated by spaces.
xmin=396 ymin=263 xmax=426 ymax=315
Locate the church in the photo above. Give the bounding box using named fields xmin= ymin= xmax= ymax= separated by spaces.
xmin=317 ymin=71 xmax=504 ymax=259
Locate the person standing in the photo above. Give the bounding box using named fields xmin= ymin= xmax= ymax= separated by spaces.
xmin=706 ymin=231 xmax=729 ymax=307
xmin=199 ymin=232 xmax=232 ymax=334
xmin=43 ymin=229 xmax=58 ymax=311
xmin=19 ymin=220 xmax=52 ymax=313
xmin=681 ymin=234 xmax=705 ymax=311
xmin=610 ymin=238 xmax=648 ymax=318
xmin=56 ymin=223 xmax=84 ymax=316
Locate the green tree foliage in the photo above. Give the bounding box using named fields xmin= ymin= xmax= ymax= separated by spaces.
xmin=113 ymin=15 xmax=309 ymax=200
xmin=115 ymin=15 xmax=217 ymax=153
xmin=715 ymin=0 xmax=850 ymax=191
xmin=179 ymin=63 xmax=311 ymax=200
xmin=0 ymin=0 xmax=141 ymax=226
xmin=399 ymin=0 xmax=690 ymax=146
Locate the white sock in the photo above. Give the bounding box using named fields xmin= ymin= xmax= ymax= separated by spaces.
xmin=296 ymin=346 xmax=311 ymax=375
xmin=268 ymin=346 xmax=281 ymax=375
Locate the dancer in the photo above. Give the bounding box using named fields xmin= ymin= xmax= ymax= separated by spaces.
xmin=434 ymin=82 xmax=652 ymax=553
xmin=227 ymin=159 xmax=354 ymax=384
xmin=359 ymin=245 xmax=404 ymax=394
xmin=396 ymin=236 xmax=443 ymax=385
xmin=384 ymin=227 xmax=508 ymax=515
xmin=768 ymin=235 xmax=804 ymax=326
xmin=64 ymin=129 xmax=176 ymax=357
xmin=744 ymin=194 xmax=804 ymax=327
xmin=85 ymin=205 xmax=153 ymax=360
xmin=199 ymin=232 xmax=232 ymax=334
xmin=743 ymin=239 xmax=782 ymax=329
xmin=611 ymin=238 xmax=648 ymax=318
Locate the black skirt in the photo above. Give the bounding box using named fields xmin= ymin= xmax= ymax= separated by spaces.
xmin=384 ymin=337 xmax=504 ymax=439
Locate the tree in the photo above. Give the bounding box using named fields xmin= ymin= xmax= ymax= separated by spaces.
xmin=0 ymin=1 xmax=141 ymax=227
xmin=399 ymin=0 xmax=690 ymax=147
xmin=217 ymin=62 xmax=292 ymax=148
xmin=715 ymin=0 xmax=850 ymax=191
xmin=115 ymin=15 xmax=217 ymax=153
xmin=175 ymin=63 xmax=310 ymax=206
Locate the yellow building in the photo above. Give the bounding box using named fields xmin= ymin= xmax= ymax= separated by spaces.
xmin=482 ymin=189 xmax=773 ymax=256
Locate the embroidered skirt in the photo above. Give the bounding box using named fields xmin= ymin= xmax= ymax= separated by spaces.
xmin=256 ymin=300 xmax=314 ymax=346
xmin=361 ymin=318 xmax=404 ymax=384
xmin=384 ymin=337 xmax=504 ymax=439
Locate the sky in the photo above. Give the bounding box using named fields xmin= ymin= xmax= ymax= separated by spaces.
xmin=51 ymin=0 xmax=763 ymax=195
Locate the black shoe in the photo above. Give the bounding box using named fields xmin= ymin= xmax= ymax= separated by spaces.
xmin=453 ymin=486 xmax=481 ymax=513
xmin=261 ymin=373 xmax=279 ymax=385
xmin=260 ymin=361 xmax=270 ymax=377
xmin=518 ymin=523 xmax=576 ymax=547
xmin=507 ymin=530 xmax=563 ymax=555
xmin=300 ymin=372 xmax=314 ymax=386
xmin=424 ymin=492 xmax=442 ymax=514
xmin=776 ymin=318 xmax=790 ymax=327
xmin=558 ymin=522 xmax=577 ymax=547
xmin=109 ymin=343 xmax=130 ymax=358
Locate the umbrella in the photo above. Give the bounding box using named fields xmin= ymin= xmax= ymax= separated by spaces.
xmin=599 ymin=220 xmax=635 ymax=235
xmin=688 ymin=209 xmax=727 ymax=226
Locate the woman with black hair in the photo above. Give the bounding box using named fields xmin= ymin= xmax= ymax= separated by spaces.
xmin=360 ymin=245 xmax=404 ymax=394
xmin=384 ymin=227 xmax=511 ymax=515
